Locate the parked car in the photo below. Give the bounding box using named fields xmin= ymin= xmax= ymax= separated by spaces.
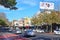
xmin=9 ymin=27 xmax=22 ymax=34
xmin=14 ymin=29 xmax=22 ymax=34
xmin=0 ymin=27 xmax=10 ymax=32
xmin=9 ymin=27 xmax=13 ymax=32
xmin=54 ymin=30 xmax=60 ymax=34
xmin=33 ymin=29 xmax=36 ymax=32
xmin=36 ymin=29 xmax=44 ymax=33
xmin=24 ymin=29 xmax=36 ymax=37
xmin=13 ymin=27 xmax=22 ymax=34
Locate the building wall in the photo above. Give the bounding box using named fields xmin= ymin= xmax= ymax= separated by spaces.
xmin=24 ymin=17 xmax=31 ymax=26
xmin=12 ymin=17 xmax=31 ymax=27
xmin=11 ymin=20 xmax=19 ymax=26
xmin=18 ymin=19 xmax=24 ymax=27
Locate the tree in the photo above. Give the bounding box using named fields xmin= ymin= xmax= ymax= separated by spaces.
xmin=31 ymin=16 xmax=39 ymax=25
xmin=31 ymin=11 xmax=60 ymax=32
xmin=47 ymin=11 xmax=60 ymax=24
xmin=0 ymin=13 xmax=10 ymax=26
xmin=0 ymin=0 xmax=17 ymax=10
xmin=31 ymin=11 xmax=60 ymax=25
xmin=0 ymin=19 xmax=7 ymax=26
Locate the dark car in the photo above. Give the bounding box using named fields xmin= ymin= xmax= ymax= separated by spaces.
xmin=0 ymin=27 xmax=10 ymax=32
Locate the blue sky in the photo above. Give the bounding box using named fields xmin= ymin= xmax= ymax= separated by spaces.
xmin=0 ymin=0 xmax=60 ymax=21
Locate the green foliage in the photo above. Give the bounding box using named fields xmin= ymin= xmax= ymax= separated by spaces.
xmin=0 ymin=0 xmax=17 ymax=10
xmin=31 ymin=11 xmax=60 ymax=25
xmin=0 ymin=19 xmax=7 ymax=26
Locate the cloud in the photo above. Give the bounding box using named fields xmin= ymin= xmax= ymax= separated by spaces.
xmin=17 ymin=0 xmax=38 ymax=7
xmin=0 ymin=5 xmax=24 ymax=11
xmin=22 ymin=0 xmax=37 ymax=6
xmin=17 ymin=8 xmax=24 ymax=10
xmin=11 ymin=8 xmax=25 ymax=11
xmin=0 ymin=5 xmax=9 ymax=10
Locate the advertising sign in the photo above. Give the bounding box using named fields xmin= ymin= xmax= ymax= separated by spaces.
xmin=40 ymin=2 xmax=54 ymax=10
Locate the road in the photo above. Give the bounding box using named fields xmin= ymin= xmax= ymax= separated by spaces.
xmin=0 ymin=32 xmax=31 ymax=40
xmin=21 ymin=32 xmax=60 ymax=40
xmin=0 ymin=32 xmax=60 ymax=40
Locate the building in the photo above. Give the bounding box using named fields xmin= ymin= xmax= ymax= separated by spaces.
xmin=18 ymin=19 xmax=24 ymax=27
xmin=0 ymin=13 xmax=10 ymax=26
xmin=11 ymin=20 xmax=19 ymax=26
xmin=11 ymin=17 xmax=31 ymax=27
xmin=23 ymin=17 xmax=31 ymax=26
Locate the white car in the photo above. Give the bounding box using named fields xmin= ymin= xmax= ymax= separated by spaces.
xmin=16 ymin=31 xmax=22 ymax=33
xmin=36 ymin=29 xmax=44 ymax=33
xmin=54 ymin=30 xmax=60 ymax=34
xmin=33 ymin=29 xmax=36 ymax=32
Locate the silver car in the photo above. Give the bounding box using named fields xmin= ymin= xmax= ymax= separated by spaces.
xmin=24 ymin=29 xmax=35 ymax=37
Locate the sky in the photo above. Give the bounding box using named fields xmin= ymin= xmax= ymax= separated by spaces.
xmin=0 ymin=0 xmax=60 ymax=22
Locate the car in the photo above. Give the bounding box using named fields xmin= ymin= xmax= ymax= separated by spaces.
xmin=33 ymin=29 xmax=36 ymax=32
xmin=8 ymin=27 xmax=22 ymax=34
xmin=36 ymin=29 xmax=44 ymax=33
xmin=13 ymin=27 xmax=22 ymax=34
xmin=24 ymin=29 xmax=35 ymax=37
xmin=0 ymin=27 xmax=10 ymax=32
xmin=8 ymin=27 xmax=13 ymax=32
xmin=15 ymin=29 xmax=22 ymax=34
xmin=54 ymin=30 xmax=60 ymax=34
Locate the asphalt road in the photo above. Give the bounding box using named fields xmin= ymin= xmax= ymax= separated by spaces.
xmin=1 ymin=31 xmax=60 ymax=40
xmin=21 ymin=32 xmax=60 ymax=40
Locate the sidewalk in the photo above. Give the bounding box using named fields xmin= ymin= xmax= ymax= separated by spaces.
xmin=44 ymin=32 xmax=54 ymax=35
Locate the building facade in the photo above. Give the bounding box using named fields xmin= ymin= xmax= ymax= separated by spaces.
xmin=23 ymin=17 xmax=31 ymax=26
xmin=11 ymin=17 xmax=31 ymax=27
